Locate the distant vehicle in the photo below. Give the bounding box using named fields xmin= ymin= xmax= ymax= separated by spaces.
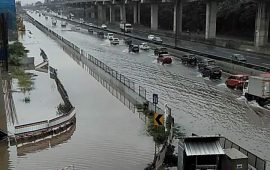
xmin=88 ymin=23 xmax=93 ymax=27
xmin=52 ymin=19 xmax=57 ymax=26
xmin=201 ymin=65 xmax=222 ymax=79
xmin=139 ymin=43 xmax=150 ymax=50
xmin=88 ymin=28 xmax=94 ymax=34
xmin=231 ymin=54 xmax=247 ymax=62
xmin=97 ymin=31 xmax=105 ymax=38
xmin=101 ymin=24 xmax=107 ymax=29
xmin=124 ymin=38 xmax=132 ymax=46
xmin=79 ymin=18 xmax=85 ymax=24
xmin=154 ymin=47 xmax=168 ymax=56
xmin=111 ymin=38 xmax=120 ymax=45
xmin=120 ymin=22 xmax=133 ymax=32
xmin=148 ymin=35 xmax=155 ymax=40
xmin=129 ymin=44 xmax=139 ymax=53
xmin=181 ymin=54 xmax=197 ymax=66
xmin=68 ymin=13 xmax=74 ymax=20
xmin=243 ymin=74 xmax=270 ymax=106
xmin=75 ymin=25 xmax=80 ymax=31
xmin=157 ymin=53 xmax=173 ymax=65
xmin=198 ymin=58 xmax=216 ymax=71
xmin=45 ymin=16 xmax=48 ymax=20
xmin=61 ymin=21 xmax=67 ymax=27
xmin=225 ymin=75 xmax=249 ymax=90
xmin=152 ymin=36 xmax=163 ymax=44
xmin=107 ymin=33 xmax=114 ymax=40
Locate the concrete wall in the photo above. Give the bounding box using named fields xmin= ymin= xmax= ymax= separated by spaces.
xmin=0 ymin=71 xmax=7 ymax=137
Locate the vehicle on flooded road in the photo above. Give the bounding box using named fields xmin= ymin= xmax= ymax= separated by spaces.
xmin=61 ymin=21 xmax=67 ymax=28
xmin=157 ymin=53 xmax=173 ymax=65
xmin=198 ymin=58 xmax=216 ymax=71
xmin=107 ymin=33 xmax=114 ymax=41
xmin=201 ymin=65 xmax=222 ymax=79
xmin=97 ymin=31 xmax=105 ymax=38
xmin=225 ymin=75 xmax=249 ymax=90
xmin=101 ymin=24 xmax=107 ymax=29
xmin=152 ymin=36 xmax=163 ymax=44
xmin=139 ymin=42 xmax=150 ymax=50
xmin=88 ymin=28 xmax=94 ymax=34
xmin=181 ymin=54 xmax=197 ymax=66
xmin=148 ymin=34 xmax=155 ymax=40
xmin=129 ymin=44 xmax=140 ymax=53
xmin=154 ymin=47 xmax=168 ymax=56
xmin=231 ymin=54 xmax=247 ymax=62
xmin=111 ymin=38 xmax=120 ymax=45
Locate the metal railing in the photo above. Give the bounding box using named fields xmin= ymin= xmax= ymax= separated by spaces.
xmin=220 ymin=137 xmax=267 ymax=170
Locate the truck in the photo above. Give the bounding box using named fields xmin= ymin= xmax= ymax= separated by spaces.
xmin=120 ymin=22 xmax=133 ymax=33
xmin=243 ymin=74 xmax=270 ymax=106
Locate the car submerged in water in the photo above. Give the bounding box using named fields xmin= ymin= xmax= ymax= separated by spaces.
xmin=201 ymin=65 xmax=222 ymax=79
xmin=225 ymin=75 xmax=249 ymax=90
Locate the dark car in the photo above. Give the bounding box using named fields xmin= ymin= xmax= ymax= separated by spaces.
xmin=231 ymin=54 xmax=247 ymax=62
xmin=198 ymin=58 xmax=216 ymax=71
xmin=88 ymin=28 xmax=94 ymax=34
xmin=201 ymin=66 xmax=222 ymax=79
xmin=154 ymin=47 xmax=168 ymax=56
xmin=129 ymin=44 xmax=139 ymax=53
xmin=181 ymin=54 xmax=197 ymax=66
xmin=152 ymin=36 xmax=163 ymax=44
xmin=97 ymin=31 xmax=104 ymax=38
xmin=124 ymin=37 xmax=132 ymax=45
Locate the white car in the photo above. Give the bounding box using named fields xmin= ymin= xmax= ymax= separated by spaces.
xmin=101 ymin=24 xmax=107 ymax=29
xmin=139 ymin=42 xmax=150 ymax=50
xmin=75 ymin=25 xmax=80 ymax=30
xmin=107 ymin=33 xmax=114 ymax=40
xmin=79 ymin=18 xmax=85 ymax=24
xmin=88 ymin=23 xmax=93 ymax=27
xmin=148 ymin=35 xmax=155 ymax=40
xmin=111 ymin=38 xmax=119 ymax=45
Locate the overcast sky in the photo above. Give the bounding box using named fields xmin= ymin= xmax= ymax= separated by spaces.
xmin=17 ymin=0 xmax=44 ymax=5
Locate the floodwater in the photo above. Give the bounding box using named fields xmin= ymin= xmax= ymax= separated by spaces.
xmin=0 ymin=20 xmax=155 ymax=170
xmin=30 ymin=12 xmax=270 ymax=165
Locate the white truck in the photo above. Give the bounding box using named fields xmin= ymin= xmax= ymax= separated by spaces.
xmin=120 ymin=22 xmax=133 ymax=33
xmin=243 ymin=74 xmax=270 ymax=106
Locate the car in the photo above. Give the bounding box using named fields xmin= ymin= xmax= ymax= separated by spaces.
xmin=124 ymin=37 xmax=132 ymax=45
xmin=201 ymin=65 xmax=222 ymax=79
xmin=154 ymin=47 xmax=168 ymax=56
xmin=129 ymin=44 xmax=139 ymax=53
xmin=88 ymin=23 xmax=93 ymax=27
xmin=101 ymin=24 xmax=107 ymax=29
xmin=139 ymin=43 xmax=150 ymax=50
xmin=88 ymin=28 xmax=94 ymax=34
xmin=75 ymin=25 xmax=80 ymax=30
xmin=181 ymin=54 xmax=197 ymax=66
xmin=79 ymin=18 xmax=85 ymax=24
xmin=107 ymin=33 xmax=114 ymax=40
xmin=157 ymin=53 xmax=173 ymax=65
xmin=198 ymin=58 xmax=215 ymax=71
xmin=152 ymin=36 xmax=163 ymax=44
xmin=225 ymin=75 xmax=249 ymax=89
xmin=231 ymin=54 xmax=247 ymax=62
xmin=111 ymin=38 xmax=119 ymax=45
xmin=97 ymin=31 xmax=105 ymax=38
xmin=148 ymin=35 xmax=155 ymax=40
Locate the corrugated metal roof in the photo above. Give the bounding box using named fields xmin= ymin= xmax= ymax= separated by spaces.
xmin=184 ymin=139 xmax=225 ymax=156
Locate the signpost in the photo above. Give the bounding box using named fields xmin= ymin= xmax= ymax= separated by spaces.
xmin=154 ymin=113 xmax=164 ymax=126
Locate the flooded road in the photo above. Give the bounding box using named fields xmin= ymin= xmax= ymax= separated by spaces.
xmin=0 ymin=20 xmax=155 ymax=170
xmin=30 ymin=13 xmax=270 ymax=164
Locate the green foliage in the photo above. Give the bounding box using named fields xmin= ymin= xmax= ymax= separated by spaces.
xmin=11 ymin=67 xmax=34 ymax=93
xmin=147 ymin=116 xmax=169 ymax=145
xmin=8 ymin=41 xmax=29 ymax=66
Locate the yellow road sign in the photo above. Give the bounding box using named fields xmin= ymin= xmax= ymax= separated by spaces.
xmin=154 ymin=113 xmax=164 ymax=126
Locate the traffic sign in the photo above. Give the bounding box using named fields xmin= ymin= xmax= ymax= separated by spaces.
xmin=153 ymin=94 xmax=158 ymax=105
xmin=154 ymin=113 xmax=164 ymax=126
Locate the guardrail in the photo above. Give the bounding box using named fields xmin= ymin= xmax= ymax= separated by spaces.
xmin=15 ymin=107 xmax=75 ymax=136
xmin=48 ymin=13 xmax=270 ymax=73
xmin=220 ymin=137 xmax=267 ymax=170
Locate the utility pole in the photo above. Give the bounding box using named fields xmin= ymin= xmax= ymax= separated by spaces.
xmin=174 ymin=0 xmax=180 ymax=48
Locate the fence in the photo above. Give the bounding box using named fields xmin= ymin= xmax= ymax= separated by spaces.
xmin=220 ymin=137 xmax=266 ymax=170
xmin=15 ymin=107 xmax=75 ymax=136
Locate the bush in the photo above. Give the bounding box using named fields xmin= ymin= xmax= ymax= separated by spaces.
xmin=8 ymin=41 xmax=29 ymax=66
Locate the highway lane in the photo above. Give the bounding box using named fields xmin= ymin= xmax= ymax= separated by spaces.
xmin=30 ymin=12 xmax=270 ymax=163
xmin=4 ymin=20 xmax=154 ymax=170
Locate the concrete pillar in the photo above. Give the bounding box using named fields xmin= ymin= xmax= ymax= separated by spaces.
xmin=98 ymin=5 xmax=106 ymax=23
xmin=255 ymin=1 xmax=270 ymax=47
xmin=91 ymin=11 xmax=95 ymax=19
xmin=173 ymin=0 xmax=183 ymax=34
xmin=138 ymin=3 xmax=141 ymax=24
xmin=120 ymin=4 xmax=126 ymax=22
xmin=151 ymin=4 xmax=158 ymax=30
xmin=0 ymin=73 xmax=7 ymax=138
xmin=110 ymin=5 xmax=115 ymax=23
xmin=205 ymin=0 xmax=217 ymax=39
xmin=133 ymin=4 xmax=138 ymax=24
